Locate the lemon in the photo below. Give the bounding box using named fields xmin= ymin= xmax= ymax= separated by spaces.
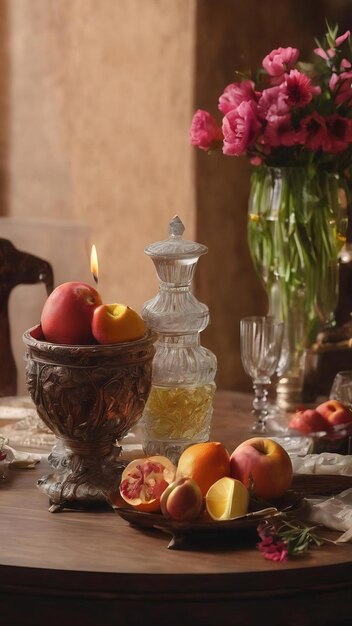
xmin=205 ymin=476 xmax=249 ymax=521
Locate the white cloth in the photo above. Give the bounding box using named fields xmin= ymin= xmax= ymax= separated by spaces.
xmin=291 ymin=452 xmax=352 ymax=475
xmin=305 ymin=489 xmax=352 ymax=543
xmin=289 ymin=453 xmax=352 ymax=542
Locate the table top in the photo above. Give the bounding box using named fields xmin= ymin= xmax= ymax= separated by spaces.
xmin=1 ymin=390 xmax=352 ymax=626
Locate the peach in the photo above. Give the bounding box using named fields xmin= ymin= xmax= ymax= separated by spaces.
xmin=92 ymin=303 xmax=146 ymax=344
xmin=41 ymin=281 xmax=102 ymax=345
xmin=288 ymin=409 xmax=329 ymax=434
xmin=230 ymin=437 xmax=293 ymax=501
xmin=316 ymin=399 xmax=352 ymax=426
xmin=160 ymin=477 xmax=203 ymax=521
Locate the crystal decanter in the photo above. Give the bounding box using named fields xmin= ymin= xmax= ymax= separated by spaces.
xmin=141 ymin=216 xmax=217 ymax=464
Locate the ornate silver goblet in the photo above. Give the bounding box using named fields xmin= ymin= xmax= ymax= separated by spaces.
xmin=23 ymin=325 xmax=156 ymax=511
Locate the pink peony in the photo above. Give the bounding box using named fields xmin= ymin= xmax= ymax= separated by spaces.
xmin=262 ymin=46 xmax=299 ymax=76
xmin=222 ymin=100 xmax=262 ymax=156
xmin=218 ymin=80 xmax=257 ymax=114
xmin=258 ymin=85 xmax=290 ymax=118
xmin=284 ymin=69 xmax=321 ymax=107
xmin=258 ymin=85 xmax=303 ymax=147
xmin=189 ymin=109 xmax=223 ymax=150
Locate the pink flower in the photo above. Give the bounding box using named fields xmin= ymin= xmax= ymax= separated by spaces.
xmin=189 ymin=109 xmax=223 ymax=151
xmin=263 ymin=112 xmax=306 ymax=148
xmin=257 ymin=536 xmax=288 ymax=562
xmin=284 ymin=69 xmax=321 ymax=107
xmin=274 ymin=124 xmax=306 ymax=147
xmin=258 ymin=85 xmax=305 ymax=147
xmin=250 ymin=156 xmax=263 ymax=166
xmin=258 ymin=85 xmax=290 ymax=118
xmin=314 ymin=47 xmax=336 ymax=61
xmin=314 ymin=33 xmax=350 ymax=62
xmin=329 ymin=72 xmax=339 ymax=92
xmin=302 ymin=112 xmax=352 ymax=154
xmin=336 ymin=30 xmax=351 ymax=47
xmin=218 ymin=80 xmax=257 ymax=114
xmin=262 ymin=47 xmax=299 ymax=76
xmin=263 ymin=112 xmax=291 ymax=146
xmin=329 ymin=70 xmax=352 ymax=105
xmin=325 ymin=115 xmax=352 ymax=153
xmin=222 ymin=100 xmax=262 ymax=156
xmin=300 ymin=112 xmax=330 ymax=151
xmin=257 ymin=524 xmax=288 ymax=562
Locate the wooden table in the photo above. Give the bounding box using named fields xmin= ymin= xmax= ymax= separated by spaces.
xmin=1 ymin=391 xmax=352 ymax=626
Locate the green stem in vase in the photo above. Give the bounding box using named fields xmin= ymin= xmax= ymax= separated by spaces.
xmin=248 ymin=166 xmax=348 ymax=354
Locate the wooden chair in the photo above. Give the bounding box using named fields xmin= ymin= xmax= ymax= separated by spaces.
xmin=0 ymin=238 xmax=53 ymax=396
xmin=0 ymin=218 xmax=92 ymax=396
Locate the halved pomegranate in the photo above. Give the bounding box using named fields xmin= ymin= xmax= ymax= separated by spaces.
xmin=119 ymin=455 xmax=176 ymax=512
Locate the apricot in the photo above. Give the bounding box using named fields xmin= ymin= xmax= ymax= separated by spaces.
xmin=92 ymin=303 xmax=146 ymax=344
xmin=160 ymin=477 xmax=203 ymax=521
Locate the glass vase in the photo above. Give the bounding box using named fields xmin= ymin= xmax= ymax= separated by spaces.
xmin=248 ymin=166 xmax=348 ymax=410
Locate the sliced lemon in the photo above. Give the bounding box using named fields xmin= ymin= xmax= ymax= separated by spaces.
xmin=205 ymin=476 xmax=249 ymax=521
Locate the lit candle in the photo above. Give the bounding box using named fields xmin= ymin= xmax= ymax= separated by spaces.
xmin=90 ymin=244 xmax=99 ymax=284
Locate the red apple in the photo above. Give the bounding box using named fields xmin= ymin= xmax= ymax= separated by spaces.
xmin=41 ymin=281 xmax=102 ymax=344
xmin=229 ymin=437 xmax=293 ymax=501
xmin=160 ymin=477 xmax=203 ymax=521
xmin=288 ymin=409 xmax=329 ymax=434
xmin=315 ymin=399 xmax=352 ymax=426
xmin=92 ymin=303 xmax=146 ymax=344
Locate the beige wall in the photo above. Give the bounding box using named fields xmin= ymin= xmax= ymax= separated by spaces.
xmin=7 ymin=0 xmax=196 ymax=310
xmin=2 ymin=0 xmax=351 ymax=395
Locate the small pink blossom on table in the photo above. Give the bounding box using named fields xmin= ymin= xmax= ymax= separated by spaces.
xmin=256 ymin=517 xmax=324 ymax=563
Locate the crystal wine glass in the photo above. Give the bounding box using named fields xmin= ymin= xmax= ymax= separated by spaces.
xmin=329 ymin=370 xmax=352 ymax=407
xmin=240 ymin=316 xmax=284 ymax=433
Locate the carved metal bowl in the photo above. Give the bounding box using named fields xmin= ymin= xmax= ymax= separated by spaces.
xmin=23 ymin=325 xmax=156 ymax=511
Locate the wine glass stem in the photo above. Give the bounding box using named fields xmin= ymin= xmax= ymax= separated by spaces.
xmin=252 ymin=381 xmax=269 ymax=431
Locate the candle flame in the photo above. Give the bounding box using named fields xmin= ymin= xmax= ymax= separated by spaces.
xmin=90 ymin=244 xmax=99 ymax=283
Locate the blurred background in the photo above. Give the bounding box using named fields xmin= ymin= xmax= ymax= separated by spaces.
xmin=0 ymin=0 xmax=351 ymax=394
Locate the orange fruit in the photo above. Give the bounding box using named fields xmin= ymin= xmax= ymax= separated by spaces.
xmin=119 ymin=455 xmax=176 ymax=512
xmin=176 ymin=441 xmax=230 ymax=497
xmin=92 ymin=303 xmax=147 ymax=344
xmin=205 ymin=477 xmax=249 ymax=521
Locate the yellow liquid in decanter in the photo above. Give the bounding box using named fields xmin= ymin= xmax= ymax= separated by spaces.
xmin=144 ymin=383 xmax=216 ymax=440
